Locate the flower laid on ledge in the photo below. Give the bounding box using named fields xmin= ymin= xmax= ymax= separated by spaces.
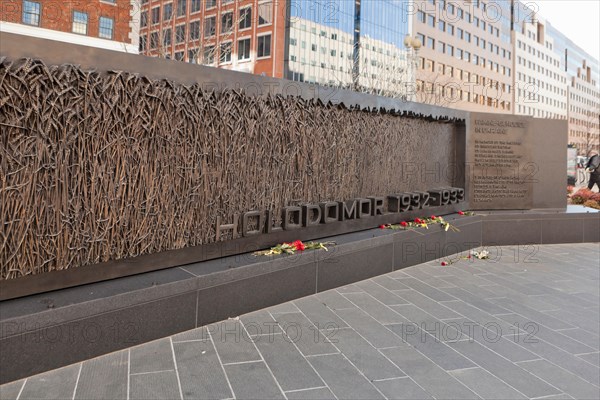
xmin=458 ymin=211 xmax=475 ymax=216
xmin=380 ymin=215 xmax=459 ymax=232
xmin=440 ymin=248 xmax=490 ymax=266
xmin=253 ymin=240 xmax=335 ymax=256
xmin=471 ymin=249 xmax=490 ymax=260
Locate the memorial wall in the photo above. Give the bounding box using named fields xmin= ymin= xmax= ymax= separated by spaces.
xmin=0 ymin=56 xmax=462 ymax=283
xmin=0 ymin=34 xmax=567 ymax=298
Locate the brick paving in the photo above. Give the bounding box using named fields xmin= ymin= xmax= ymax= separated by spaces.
xmin=1 ymin=243 xmax=599 ymax=400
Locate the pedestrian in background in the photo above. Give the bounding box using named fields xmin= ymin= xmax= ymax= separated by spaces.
xmin=586 ymin=152 xmax=600 ymax=191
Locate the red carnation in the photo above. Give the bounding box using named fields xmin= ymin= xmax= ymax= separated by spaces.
xmin=430 ymin=215 xmax=437 ymax=220
xmin=292 ymin=240 xmax=305 ymax=251
xmin=400 ymin=221 xmax=408 ymax=227
xmin=415 ymin=218 xmax=422 ymax=224
xmin=379 ymin=225 xmax=387 ymax=229
xmin=441 ymin=261 xmax=448 ymax=266
xmin=458 ymin=211 xmax=465 ymax=215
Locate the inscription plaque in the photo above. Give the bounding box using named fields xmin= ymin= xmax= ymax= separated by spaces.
xmin=467 ymin=113 xmax=534 ymax=210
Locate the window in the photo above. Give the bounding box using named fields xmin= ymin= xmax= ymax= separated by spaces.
xmin=98 ymin=16 xmax=114 ymax=39
xmin=220 ymin=42 xmax=232 ymax=63
xmin=177 ymin=0 xmax=186 ymax=16
xmin=465 ymin=32 xmax=471 ymax=42
xmin=175 ymin=51 xmax=184 ymax=61
xmin=427 ymin=15 xmax=435 ymax=27
xmin=457 ymin=28 xmax=463 ymax=39
xmin=139 ymin=36 xmax=147 ymax=52
xmin=188 ymin=49 xmax=198 ymax=63
xmin=221 ymin=12 xmax=233 ymax=34
xmin=151 ymin=7 xmax=160 ymax=24
xmin=163 ymin=3 xmax=173 ymax=21
xmin=22 ymin=1 xmax=40 ymax=26
xmin=257 ymin=34 xmax=271 ymax=58
xmin=427 ymin=37 xmax=435 ymax=49
xmin=438 ymin=20 xmax=445 ymax=31
xmin=416 ymin=33 xmax=425 ymax=46
xmin=189 ymin=20 xmax=200 ymax=40
xmin=204 ymin=16 xmax=216 ymax=37
xmin=191 ymin=0 xmax=201 ymax=13
xmin=176 ymin=25 xmax=186 ymax=43
xmin=141 ymin=11 xmax=148 ymax=27
xmin=447 ymin=24 xmax=454 ymax=35
xmin=239 ymin=7 xmax=251 ymax=30
xmin=417 ymin=10 xmax=425 ymax=23
xmin=238 ymin=38 xmax=251 ymax=60
xmin=163 ymin=28 xmax=172 ymax=46
xmin=150 ymin=31 xmax=159 ymax=49
xmin=206 ymin=0 xmax=216 ymax=8
xmin=258 ymin=1 xmax=273 ymax=25
xmin=290 ymin=38 xmax=297 ymax=46
xmin=72 ymin=11 xmax=88 ymax=35
xmin=311 ymin=44 xmax=317 ymax=51
xmin=438 ymin=41 xmax=445 ymax=53
xmin=203 ymin=45 xmax=215 ymax=64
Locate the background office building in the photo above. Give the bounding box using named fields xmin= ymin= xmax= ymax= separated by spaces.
xmin=547 ymin=22 xmax=600 ymax=155
xmin=0 ymin=0 xmax=139 ymax=53
xmin=412 ymin=0 xmax=513 ymax=113
xmin=512 ymin=2 xmax=568 ymax=120
xmin=285 ymin=0 xmax=411 ymax=98
xmin=138 ymin=0 xmax=286 ymax=78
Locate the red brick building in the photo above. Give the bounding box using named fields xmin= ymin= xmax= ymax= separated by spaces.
xmin=0 ymin=0 xmax=138 ymax=52
xmin=139 ymin=0 xmax=286 ymax=78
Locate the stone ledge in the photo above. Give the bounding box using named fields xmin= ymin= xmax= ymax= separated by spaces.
xmin=1 ymin=211 xmax=597 ymax=384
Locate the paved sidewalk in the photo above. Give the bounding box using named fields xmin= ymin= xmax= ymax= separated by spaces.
xmin=1 ymin=243 xmax=599 ymax=400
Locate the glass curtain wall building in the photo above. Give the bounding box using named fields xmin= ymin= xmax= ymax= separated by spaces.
xmin=546 ymin=21 xmax=600 ymax=154
xmin=285 ymin=0 xmax=411 ymax=97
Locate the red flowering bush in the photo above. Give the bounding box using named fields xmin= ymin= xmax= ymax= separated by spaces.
xmin=571 ymin=188 xmax=595 ymax=204
xmin=583 ymin=200 xmax=600 ymax=210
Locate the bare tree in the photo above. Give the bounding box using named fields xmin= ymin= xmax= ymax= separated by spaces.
xmin=583 ymin=104 xmax=600 ymax=157
xmin=134 ymin=0 xmax=247 ymax=66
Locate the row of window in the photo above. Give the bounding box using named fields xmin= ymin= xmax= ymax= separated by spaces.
xmin=416 ymin=79 xmax=512 ymax=110
xmin=141 ymin=2 xmax=272 ymax=28
xmin=517 ymin=105 xmax=566 ymax=120
xmin=21 ymin=0 xmax=114 ymax=39
xmin=516 ymin=40 xmax=560 ymax=68
xmin=516 ymin=56 xmax=565 ymax=84
xmin=516 ymin=87 xmax=566 ymax=111
xmin=418 ymin=8 xmax=501 ymax=39
xmin=419 ymin=58 xmax=511 ymax=94
xmin=141 ymin=33 xmax=272 ymax=63
xmin=419 ymin=35 xmax=512 ymax=78
xmin=517 ymin=72 xmax=566 ymax=98
xmin=417 ymin=15 xmax=511 ymax=57
xmin=570 ymin=117 xmax=599 ymax=131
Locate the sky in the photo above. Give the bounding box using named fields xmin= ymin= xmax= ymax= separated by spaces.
xmin=533 ymin=0 xmax=600 ymax=61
